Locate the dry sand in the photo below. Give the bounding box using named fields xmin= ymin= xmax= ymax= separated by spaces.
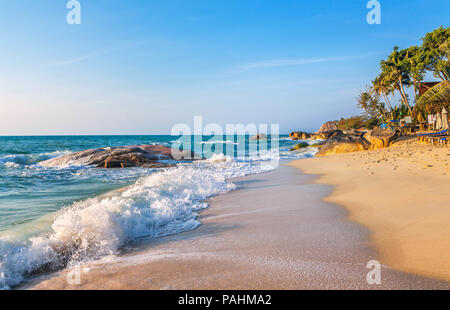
xmin=290 ymin=138 xmax=450 ymax=282
xmin=24 ymin=159 xmax=449 ymax=290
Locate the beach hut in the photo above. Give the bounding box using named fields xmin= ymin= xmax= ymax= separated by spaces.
xmin=419 ymin=82 xmax=441 ymax=96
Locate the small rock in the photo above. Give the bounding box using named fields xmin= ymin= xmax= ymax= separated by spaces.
xmin=250 ymin=134 xmax=267 ymax=141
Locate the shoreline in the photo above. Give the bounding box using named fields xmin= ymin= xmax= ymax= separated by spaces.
xmin=290 ymin=140 xmax=450 ymax=282
xmin=23 ymin=161 xmax=449 ymax=289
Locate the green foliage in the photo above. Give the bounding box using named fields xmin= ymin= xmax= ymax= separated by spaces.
xmin=421 ymin=26 xmax=450 ymax=81
xmin=403 ymin=45 xmax=431 ymax=103
xmin=380 ymin=47 xmax=413 ymax=114
xmin=391 ymin=104 xmax=410 ymax=120
xmin=357 ymin=89 xmax=387 ymax=120
xmin=358 ymin=26 xmax=449 ymax=119
xmin=334 ymin=115 xmax=381 ymax=131
xmin=404 ymin=46 xmax=429 ymax=84
xmin=364 ymin=118 xmax=380 ymax=129
xmin=337 ymin=116 xmax=361 ymax=130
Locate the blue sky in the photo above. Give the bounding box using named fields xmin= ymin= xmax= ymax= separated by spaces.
xmin=0 ymin=0 xmax=449 ymax=135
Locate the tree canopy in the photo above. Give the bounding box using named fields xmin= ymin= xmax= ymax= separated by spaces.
xmin=357 ymin=26 xmax=449 ymax=121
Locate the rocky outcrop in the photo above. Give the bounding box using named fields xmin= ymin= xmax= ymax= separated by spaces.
xmin=363 ymin=128 xmax=399 ymax=150
xmin=314 ymin=128 xmax=399 ymax=156
xmin=309 ymin=129 xmax=343 ymax=141
xmin=288 ymin=121 xmax=400 ymax=157
xmin=289 ymin=131 xmax=311 ymax=140
xmin=317 ymin=121 xmax=338 ymax=134
xmin=40 ymin=145 xmax=197 ymax=168
xmin=310 ymin=133 xmax=327 ymax=140
xmin=324 ymin=130 xmax=345 ymax=140
xmin=316 ymin=132 xmax=370 ymax=157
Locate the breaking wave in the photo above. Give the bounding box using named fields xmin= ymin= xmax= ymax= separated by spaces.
xmin=0 ymin=151 xmax=72 ymax=167
xmin=0 ymin=156 xmax=275 ymax=289
xmin=0 ymin=138 xmax=319 ymax=289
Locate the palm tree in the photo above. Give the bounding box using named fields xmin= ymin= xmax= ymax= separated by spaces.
xmin=422 ymin=26 xmax=450 ymax=81
xmin=371 ymin=74 xmax=394 ymax=119
xmin=358 ymin=89 xmax=388 ymax=120
xmin=404 ymin=46 xmax=429 ymax=104
xmin=381 ymin=47 xmax=413 ymax=115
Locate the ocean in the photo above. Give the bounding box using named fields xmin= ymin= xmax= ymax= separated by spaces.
xmin=0 ymin=135 xmax=317 ymax=289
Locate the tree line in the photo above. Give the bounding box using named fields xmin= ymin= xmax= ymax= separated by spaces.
xmin=358 ymin=26 xmax=449 ymax=123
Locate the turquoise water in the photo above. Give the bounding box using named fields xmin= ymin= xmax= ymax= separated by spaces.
xmin=0 ymin=135 xmax=316 ymax=288
xmin=0 ymin=136 xmax=173 ymax=232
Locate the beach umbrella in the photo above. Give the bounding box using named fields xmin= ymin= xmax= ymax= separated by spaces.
xmin=442 ymin=107 xmax=449 ymax=130
xmin=435 ymin=113 xmax=442 ymax=130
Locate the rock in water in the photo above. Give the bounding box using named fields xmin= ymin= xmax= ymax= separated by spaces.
xmin=250 ymin=134 xmax=268 ymax=141
xmin=39 ymin=145 xmax=197 ymax=168
xmin=289 ymin=131 xmax=311 ymax=140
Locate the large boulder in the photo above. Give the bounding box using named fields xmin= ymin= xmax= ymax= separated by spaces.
xmin=317 ymin=121 xmax=338 ymax=134
xmin=316 ymin=132 xmax=370 ymax=157
xmin=324 ymin=130 xmax=345 ymax=140
xmin=289 ymin=131 xmax=311 ymax=140
xmin=310 ymin=129 xmax=343 ymax=141
xmin=363 ymin=128 xmax=399 ymax=150
xmin=40 ymin=145 xmax=197 ymax=168
xmin=310 ymin=133 xmax=327 ymax=140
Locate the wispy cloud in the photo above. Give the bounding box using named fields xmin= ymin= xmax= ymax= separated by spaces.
xmin=46 ymin=51 xmax=107 ymax=66
xmin=45 ymin=41 xmax=145 ymax=67
xmin=235 ymin=54 xmax=374 ymax=72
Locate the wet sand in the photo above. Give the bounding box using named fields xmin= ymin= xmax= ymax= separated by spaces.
xmin=25 ymin=163 xmax=449 ymax=289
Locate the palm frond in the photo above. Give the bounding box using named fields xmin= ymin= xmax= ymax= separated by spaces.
xmin=416 ymin=80 xmax=450 ymax=106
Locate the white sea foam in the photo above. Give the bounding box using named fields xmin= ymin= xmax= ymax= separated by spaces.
xmin=0 ymin=156 xmax=274 ymax=289
xmin=204 ymin=153 xmax=233 ymax=163
xmin=3 ymin=162 xmax=20 ymax=168
xmin=199 ymin=140 xmax=238 ymax=145
xmin=0 ymin=140 xmax=319 ymax=289
xmin=0 ymin=151 xmax=72 ymax=166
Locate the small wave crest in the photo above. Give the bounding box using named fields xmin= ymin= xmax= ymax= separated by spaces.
xmin=0 ymin=156 xmax=273 ymax=289
xmin=199 ymin=140 xmax=238 ymax=145
xmin=0 ymin=137 xmax=319 ymax=289
xmin=0 ymin=151 xmax=72 ymax=167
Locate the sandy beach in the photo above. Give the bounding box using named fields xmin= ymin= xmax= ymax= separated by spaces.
xmin=24 ymin=157 xmax=449 ymax=290
xmin=291 ymin=138 xmax=450 ymax=282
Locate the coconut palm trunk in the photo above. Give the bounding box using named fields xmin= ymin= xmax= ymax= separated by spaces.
xmin=398 ymin=78 xmax=413 ymax=115
xmin=382 ymin=92 xmax=394 ymax=119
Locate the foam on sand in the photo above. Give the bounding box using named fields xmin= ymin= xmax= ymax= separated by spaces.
xmin=0 ymin=156 xmax=273 ymax=289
